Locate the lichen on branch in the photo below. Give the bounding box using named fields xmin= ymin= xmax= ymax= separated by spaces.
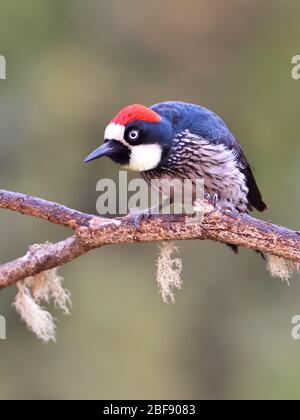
xmin=1 ymin=188 xmax=300 ymax=286
xmin=1 ymin=188 xmax=300 ymax=340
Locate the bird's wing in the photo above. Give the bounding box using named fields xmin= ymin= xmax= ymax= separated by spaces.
xmin=233 ymin=145 xmax=268 ymax=212
xmin=189 ymin=107 xmax=267 ymax=212
xmin=153 ymin=102 xmax=267 ymax=212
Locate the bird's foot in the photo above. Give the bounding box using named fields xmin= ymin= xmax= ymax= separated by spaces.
xmin=127 ymin=207 xmax=152 ymax=230
xmin=204 ymin=192 xmax=220 ymax=207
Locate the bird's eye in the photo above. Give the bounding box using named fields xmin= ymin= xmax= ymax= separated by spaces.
xmin=128 ymin=129 xmax=139 ymax=141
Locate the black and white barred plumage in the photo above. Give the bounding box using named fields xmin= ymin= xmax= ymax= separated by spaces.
xmin=143 ymin=102 xmax=267 ymax=214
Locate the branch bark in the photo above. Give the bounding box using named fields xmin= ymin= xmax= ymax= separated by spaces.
xmin=0 ymin=188 xmax=300 ymax=287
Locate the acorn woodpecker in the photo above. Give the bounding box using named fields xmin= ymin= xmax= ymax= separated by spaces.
xmin=84 ymin=101 xmax=267 ymax=252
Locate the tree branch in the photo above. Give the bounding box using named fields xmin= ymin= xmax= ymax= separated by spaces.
xmin=1 ymin=188 xmax=300 ymax=287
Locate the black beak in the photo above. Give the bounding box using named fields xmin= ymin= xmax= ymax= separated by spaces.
xmin=83 ymin=141 xmax=116 ymax=163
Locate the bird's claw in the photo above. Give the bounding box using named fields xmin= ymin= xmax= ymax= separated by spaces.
xmin=204 ymin=193 xmax=220 ymax=207
xmin=128 ymin=207 xmax=151 ymax=230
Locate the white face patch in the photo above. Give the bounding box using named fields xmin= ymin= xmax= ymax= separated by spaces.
xmin=124 ymin=144 xmax=163 ymax=172
xmin=104 ymin=123 xmax=126 ymax=143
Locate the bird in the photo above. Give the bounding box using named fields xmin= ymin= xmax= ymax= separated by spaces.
xmin=84 ymin=101 xmax=267 ymax=254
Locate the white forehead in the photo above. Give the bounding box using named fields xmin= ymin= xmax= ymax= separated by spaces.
xmin=104 ymin=123 xmax=125 ymax=142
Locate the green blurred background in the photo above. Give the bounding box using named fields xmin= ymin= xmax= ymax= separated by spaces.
xmin=0 ymin=0 xmax=300 ymax=400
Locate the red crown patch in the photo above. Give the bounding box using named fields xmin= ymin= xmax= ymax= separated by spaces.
xmin=111 ymin=104 xmax=161 ymax=125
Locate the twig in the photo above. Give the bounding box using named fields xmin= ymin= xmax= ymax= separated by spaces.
xmin=0 ymin=188 xmax=300 ymax=287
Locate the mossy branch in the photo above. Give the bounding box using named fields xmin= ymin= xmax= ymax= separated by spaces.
xmin=1 ymin=188 xmax=300 ymax=288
